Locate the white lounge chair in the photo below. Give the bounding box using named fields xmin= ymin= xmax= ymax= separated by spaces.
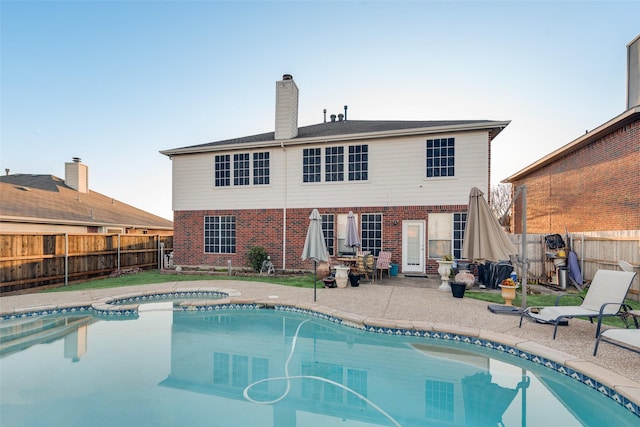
xmin=593 ymin=328 xmax=640 ymax=355
xmin=519 ymin=269 xmax=637 ymax=339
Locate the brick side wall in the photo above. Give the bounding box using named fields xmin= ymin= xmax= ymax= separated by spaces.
xmin=174 ymin=204 xmax=467 ymax=273
xmin=512 ymin=119 xmax=639 ymax=234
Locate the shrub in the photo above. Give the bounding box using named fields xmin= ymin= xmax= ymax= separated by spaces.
xmin=247 ymin=246 xmax=268 ymax=272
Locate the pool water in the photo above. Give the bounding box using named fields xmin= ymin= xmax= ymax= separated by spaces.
xmin=1 ymin=302 xmax=637 ymax=426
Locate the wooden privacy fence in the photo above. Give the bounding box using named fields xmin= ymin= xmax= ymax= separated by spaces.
xmin=0 ymin=233 xmax=173 ymax=294
xmin=509 ymin=233 xmax=639 ymax=300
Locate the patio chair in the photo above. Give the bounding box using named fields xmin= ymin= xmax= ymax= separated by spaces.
xmin=593 ymin=328 xmax=640 ymax=355
xmin=376 ymin=251 xmax=392 ymax=279
xmin=355 ymin=254 xmax=376 ymax=283
xmin=519 ymin=269 xmax=637 ymax=339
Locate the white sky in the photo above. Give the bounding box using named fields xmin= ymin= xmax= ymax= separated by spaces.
xmin=2 ymin=1 xmax=638 ymax=220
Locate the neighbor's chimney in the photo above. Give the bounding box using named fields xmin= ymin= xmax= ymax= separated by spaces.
xmin=627 ymin=34 xmax=640 ymax=109
xmin=275 ymin=74 xmax=299 ymax=140
xmin=65 ymin=157 xmax=89 ymax=193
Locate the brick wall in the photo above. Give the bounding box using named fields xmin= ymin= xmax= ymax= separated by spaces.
xmin=174 ymin=204 xmax=466 ymax=273
xmin=512 ymin=119 xmax=639 ymax=234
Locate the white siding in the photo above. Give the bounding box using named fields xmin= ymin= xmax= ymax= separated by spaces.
xmin=171 ymin=130 xmax=489 ymax=211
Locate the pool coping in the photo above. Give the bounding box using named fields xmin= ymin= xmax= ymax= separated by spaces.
xmin=1 ymin=286 xmax=639 ymax=418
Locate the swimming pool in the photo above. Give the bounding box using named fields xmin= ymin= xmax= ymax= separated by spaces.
xmin=1 ymin=301 xmax=638 ymax=426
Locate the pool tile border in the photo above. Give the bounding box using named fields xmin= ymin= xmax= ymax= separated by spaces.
xmin=1 ymin=292 xmax=638 ymax=418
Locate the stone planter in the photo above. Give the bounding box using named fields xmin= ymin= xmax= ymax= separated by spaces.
xmin=334 ymin=266 xmax=349 ymax=288
xmin=437 ymin=260 xmax=454 ymax=292
xmin=499 ymin=284 xmax=518 ymax=306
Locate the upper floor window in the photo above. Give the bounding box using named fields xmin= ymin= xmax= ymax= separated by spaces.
xmin=215 ymin=152 xmax=270 ymax=187
xmin=303 ymin=148 xmax=321 ymax=183
xmin=253 ymin=152 xmax=270 ymax=185
xmin=302 ymin=144 xmax=368 ymax=183
xmin=325 ymin=147 xmax=344 ymax=182
xmin=215 ymin=155 xmax=231 ymax=187
xmin=349 ymin=145 xmax=368 ymax=181
xmin=234 ymin=153 xmax=250 ymax=186
xmin=426 ymin=138 xmax=455 ymax=178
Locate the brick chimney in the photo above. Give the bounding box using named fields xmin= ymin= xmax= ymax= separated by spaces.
xmin=275 ymin=74 xmax=299 ymax=140
xmin=65 ymin=157 xmax=88 ymax=193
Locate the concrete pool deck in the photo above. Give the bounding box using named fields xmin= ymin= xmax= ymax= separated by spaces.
xmin=1 ymin=276 xmax=639 ymax=408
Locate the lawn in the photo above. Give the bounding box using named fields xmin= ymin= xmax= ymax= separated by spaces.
xmin=42 ymin=270 xmax=639 ymax=328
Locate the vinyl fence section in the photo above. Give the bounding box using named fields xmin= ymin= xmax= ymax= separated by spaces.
xmin=509 ymin=232 xmax=639 ymax=301
xmin=0 ymin=233 xmax=173 ymax=293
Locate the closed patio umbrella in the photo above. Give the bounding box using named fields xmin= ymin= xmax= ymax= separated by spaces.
xmin=461 ymin=187 xmax=517 ymax=263
xmin=345 ymin=211 xmax=361 ymax=255
xmin=301 ymin=208 xmax=329 ymax=301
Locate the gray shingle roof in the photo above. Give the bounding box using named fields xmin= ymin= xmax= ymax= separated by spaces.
xmin=0 ymin=174 xmax=173 ymax=229
xmin=165 ymin=119 xmax=505 ymax=152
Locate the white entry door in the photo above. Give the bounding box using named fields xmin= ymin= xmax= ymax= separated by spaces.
xmin=402 ymin=220 xmax=425 ymax=273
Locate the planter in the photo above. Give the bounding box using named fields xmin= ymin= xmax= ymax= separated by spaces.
xmin=498 ymin=284 xmax=518 ymax=306
xmin=437 ymin=260 xmax=454 ymax=292
xmin=334 ymin=266 xmax=349 ymax=288
xmin=349 ymin=274 xmax=360 ymax=287
xmin=455 ymin=271 xmax=475 ymax=289
xmin=450 ymin=281 xmax=466 ymax=298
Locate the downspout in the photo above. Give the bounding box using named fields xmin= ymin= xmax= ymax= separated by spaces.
xmin=281 ymin=140 xmax=287 ymax=270
xmin=64 ymin=233 xmax=68 ymax=287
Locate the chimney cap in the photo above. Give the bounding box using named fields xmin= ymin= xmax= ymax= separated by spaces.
xmin=72 ymin=157 xmax=82 ymax=163
xmin=282 ymin=74 xmax=293 ymax=80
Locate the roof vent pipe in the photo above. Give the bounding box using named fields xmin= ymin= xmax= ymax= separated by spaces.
xmin=323 ymin=109 xmax=327 ymax=123
xmin=338 ymin=113 xmax=344 ymax=121
xmin=330 ymin=114 xmax=337 ymax=122
xmin=344 ymin=105 xmax=348 ymax=121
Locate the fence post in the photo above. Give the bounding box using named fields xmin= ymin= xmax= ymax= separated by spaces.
xmin=117 ymin=234 xmax=121 ymax=271
xmin=64 ymin=233 xmax=68 ymax=287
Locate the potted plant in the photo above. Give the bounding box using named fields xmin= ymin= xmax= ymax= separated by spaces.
xmin=450 ymin=268 xmax=466 ymax=298
xmin=498 ymin=277 xmax=519 ymax=306
xmin=437 ymin=254 xmax=454 ymax=291
xmin=348 ymin=270 xmax=360 ymax=287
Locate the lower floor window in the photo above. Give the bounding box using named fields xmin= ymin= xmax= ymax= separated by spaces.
xmin=322 ymin=214 xmax=335 ymax=256
xmin=204 ymin=215 xmax=236 ymax=254
xmin=428 ymin=212 xmax=466 ymax=259
xmin=361 ymin=213 xmax=382 ymax=256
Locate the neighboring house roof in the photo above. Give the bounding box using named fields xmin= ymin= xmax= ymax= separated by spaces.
xmin=161 ymin=119 xmax=510 ymax=155
xmin=0 ymin=174 xmax=173 ymax=230
xmin=504 ymin=106 xmax=640 ymax=182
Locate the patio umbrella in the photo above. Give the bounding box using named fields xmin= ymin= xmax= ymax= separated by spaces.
xmin=461 ymin=372 xmax=520 ymax=426
xmin=345 ymin=211 xmax=361 ymax=255
xmin=301 ymin=208 xmax=329 ymax=302
xmin=461 ymin=187 xmax=517 ymax=263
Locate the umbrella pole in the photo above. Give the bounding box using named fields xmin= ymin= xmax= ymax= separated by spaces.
xmin=520 ymin=185 xmax=528 ymax=309
xmin=313 ymin=259 xmax=317 ymax=302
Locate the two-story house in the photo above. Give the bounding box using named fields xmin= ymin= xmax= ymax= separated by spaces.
xmin=161 ymin=75 xmax=509 ymax=275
